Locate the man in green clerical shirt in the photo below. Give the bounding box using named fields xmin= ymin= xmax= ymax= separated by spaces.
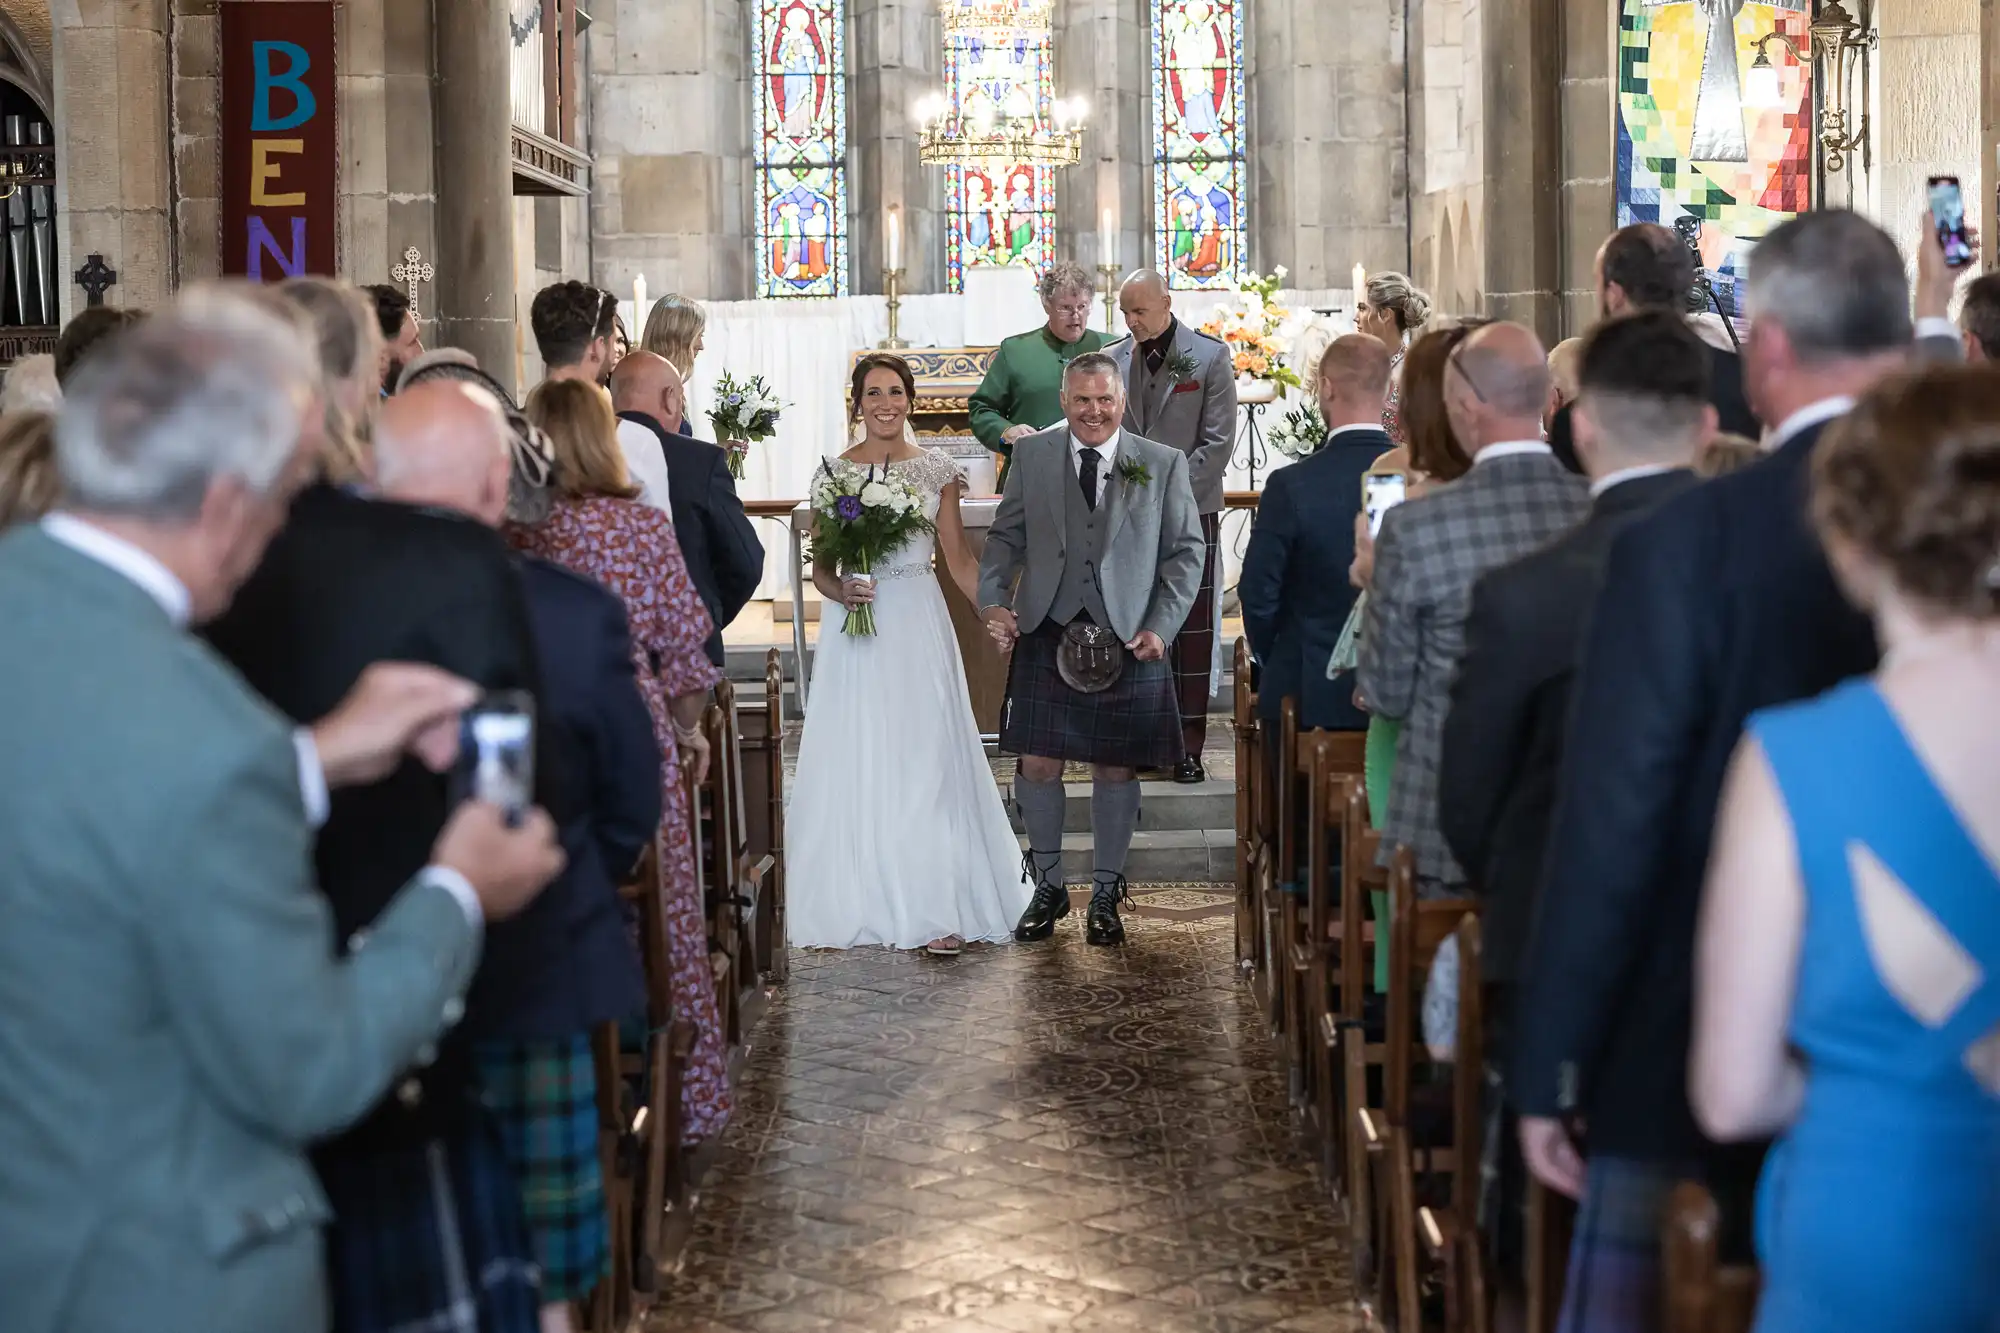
xmin=969 ymin=262 xmax=1109 ymax=466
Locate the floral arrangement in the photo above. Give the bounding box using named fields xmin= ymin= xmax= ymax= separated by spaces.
xmin=1268 ymin=401 xmax=1328 ymax=461
xmin=1199 ymin=266 xmax=1305 ymax=391
xmin=706 ymin=371 xmax=786 ymax=479
xmin=805 ymin=459 xmax=935 ymax=636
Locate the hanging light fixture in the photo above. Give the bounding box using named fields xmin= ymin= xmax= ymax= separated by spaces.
xmin=917 ymin=93 xmax=1086 ymax=168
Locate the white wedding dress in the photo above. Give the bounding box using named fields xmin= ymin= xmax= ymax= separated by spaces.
xmin=786 ymin=448 xmax=1031 ymax=948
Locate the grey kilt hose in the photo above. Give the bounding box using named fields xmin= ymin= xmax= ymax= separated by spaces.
xmin=999 ymin=618 xmax=1184 ymax=770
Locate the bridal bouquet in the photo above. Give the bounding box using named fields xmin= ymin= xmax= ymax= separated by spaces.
xmin=1199 ymin=266 xmax=1306 ymax=392
xmin=706 ymin=371 xmax=786 ymax=479
xmin=805 ymin=459 xmax=935 ymax=636
xmin=1268 ymin=401 xmax=1328 ymax=461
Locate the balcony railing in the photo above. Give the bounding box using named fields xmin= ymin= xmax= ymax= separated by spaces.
xmin=510 ymin=0 xmax=590 ymax=197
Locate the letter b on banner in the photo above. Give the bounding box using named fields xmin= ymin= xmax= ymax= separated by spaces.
xmin=250 ymin=41 xmax=316 ymax=132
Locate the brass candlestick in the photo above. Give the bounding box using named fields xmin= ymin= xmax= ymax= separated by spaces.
xmin=880 ymin=267 xmax=910 ymax=349
xmin=1098 ymin=262 xmax=1120 ymax=334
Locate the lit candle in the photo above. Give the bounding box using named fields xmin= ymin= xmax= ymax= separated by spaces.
xmin=886 ymin=207 xmax=902 ymax=274
xmin=633 ymin=273 xmax=648 ymax=329
xmin=1101 ymin=207 xmax=1116 ymax=266
xmin=1352 ymin=262 xmax=1366 ymax=314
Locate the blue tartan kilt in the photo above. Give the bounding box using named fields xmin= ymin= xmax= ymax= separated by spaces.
xmin=319 ymin=1109 xmax=542 ymax=1333
xmin=474 ymin=1036 xmax=610 ymax=1303
xmin=999 ymin=617 xmax=1183 ymax=770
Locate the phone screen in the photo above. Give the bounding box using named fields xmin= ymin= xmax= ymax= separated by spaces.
xmin=456 ymin=691 xmax=535 ymax=825
xmin=1930 ymin=176 xmax=1974 ymax=268
xmin=1363 ymin=472 xmax=1407 ymax=538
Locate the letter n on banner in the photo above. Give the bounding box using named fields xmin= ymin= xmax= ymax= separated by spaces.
xmin=221 ymin=2 xmax=337 ymax=280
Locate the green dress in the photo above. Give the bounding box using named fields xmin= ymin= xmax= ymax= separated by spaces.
xmin=968 ymin=325 xmax=1110 ymax=463
xmin=1335 ymin=590 xmax=1400 ymax=993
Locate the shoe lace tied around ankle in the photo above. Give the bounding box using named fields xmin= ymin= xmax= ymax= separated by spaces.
xmin=1091 ymin=873 xmax=1130 ymax=906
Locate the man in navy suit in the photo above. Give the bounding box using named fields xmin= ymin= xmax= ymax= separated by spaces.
xmin=1240 ymin=333 xmax=1392 ymax=737
xmin=1511 ymin=210 xmax=1947 ymax=1320
xmin=609 ymin=350 xmax=766 ymax=666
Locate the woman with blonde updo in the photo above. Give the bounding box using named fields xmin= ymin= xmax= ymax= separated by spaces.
xmin=1691 ymin=365 xmax=2000 ymax=1332
xmin=1354 ymin=271 xmax=1434 ymax=444
xmin=640 ymin=295 xmax=706 ymax=437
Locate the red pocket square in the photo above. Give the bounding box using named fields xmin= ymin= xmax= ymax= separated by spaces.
xmin=1171 ymin=382 xmax=1201 ymax=394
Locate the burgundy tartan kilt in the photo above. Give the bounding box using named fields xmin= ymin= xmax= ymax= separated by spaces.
xmin=999 ymin=617 xmax=1183 ymax=770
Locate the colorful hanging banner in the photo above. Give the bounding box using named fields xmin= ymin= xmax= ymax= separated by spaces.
xmin=221 ymin=1 xmax=338 ymax=280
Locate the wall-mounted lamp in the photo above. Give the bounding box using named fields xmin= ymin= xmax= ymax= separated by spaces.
xmin=1750 ymin=0 xmax=1875 ymax=175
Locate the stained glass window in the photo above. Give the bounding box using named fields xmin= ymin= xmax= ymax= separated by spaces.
xmin=751 ymin=0 xmax=847 ymax=298
xmin=1614 ymin=0 xmax=1812 ymax=316
xmin=1150 ymin=0 xmax=1247 ymax=290
xmin=944 ymin=30 xmax=1059 ymax=294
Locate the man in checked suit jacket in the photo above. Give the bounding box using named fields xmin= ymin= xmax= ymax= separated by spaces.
xmin=1107 ymin=270 xmax=1239 ymax=780
xmin=0 ymin=293 xmax=563 ymax=1333
xmin=1357 ymin=321 xmax=1589 ymax=894
xmin=1512 ymin=211 xmax=1965 ymax=1317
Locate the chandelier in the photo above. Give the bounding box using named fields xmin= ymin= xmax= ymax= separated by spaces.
xmin=939 ymin=0 xmax=1054 ymax=35
xmin=915 ymin=95 xmax=1086 ymax=168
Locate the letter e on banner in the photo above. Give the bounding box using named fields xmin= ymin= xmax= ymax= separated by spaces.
xmin=221 ymin=3 xmax=337 ymax=280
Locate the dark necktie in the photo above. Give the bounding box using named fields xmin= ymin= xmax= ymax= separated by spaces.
xmin=1143 ymin=339 xmax=1167 ymax=376
xmin=1079 ymin=448 xmax=1101 ymax=511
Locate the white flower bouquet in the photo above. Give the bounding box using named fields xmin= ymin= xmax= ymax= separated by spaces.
xmin=804 ymin=459 xmax=936 ymax=636
xmin=706 ymin=370 xmax=786 ymax=479
xmin=1268 ymin=401 xmax=1328 ymax=460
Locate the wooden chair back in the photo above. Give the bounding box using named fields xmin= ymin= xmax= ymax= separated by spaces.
xmin=1449 ymin=915 xmax=1485 ymax=1231
xmin=734 ymin=650 xmax=789 ymax=984
xmin=1234 ymin=636 xmax=1260 ymax=972
xmin=1662 ymin=1182 xmax=1760 ymax=1333
xmin=1383 ymin=851 xmax=1476 ymax=1124
xmin=1340 ymin=780 xmax=1382 ymax=1025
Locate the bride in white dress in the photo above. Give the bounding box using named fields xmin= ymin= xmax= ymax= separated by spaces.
xmin=787 ymin=353 xmax=1030 ymax=954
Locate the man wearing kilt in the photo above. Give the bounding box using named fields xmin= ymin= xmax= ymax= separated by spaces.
xmin=979 ymin=353 xmax=1207 ymax=946
xmin=1105 ymin=270 xmax=1239 ymax=783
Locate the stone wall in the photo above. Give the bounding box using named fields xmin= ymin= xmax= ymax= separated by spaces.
xmin=1407 ymin=0 xmax=1483 ymax=317
xmin=587 ymin=0 xmax=751 ymax=305
xmin=1252 ymin=0 xmax=1408 ymax=286
xmin=1870 ymin=0 xmax=1981 ymax=282
xmin=850 ymin=0 xmax=944 ymax=294
xmin=1053 ymin=0 xmax=1144 ymax=283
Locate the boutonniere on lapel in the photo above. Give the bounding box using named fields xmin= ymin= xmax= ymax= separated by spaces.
xmin=1163 ymin=349 xmax=1200 ymax=388
xmin=1115 ymin=456 xmax=1153 ymax=488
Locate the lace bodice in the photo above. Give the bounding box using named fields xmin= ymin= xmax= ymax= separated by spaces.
xmin=872 ymin=448 xmax=966 ymax=580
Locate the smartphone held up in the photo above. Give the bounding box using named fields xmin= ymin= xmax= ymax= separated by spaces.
xmin=1363 ymin=471 xmax=1407 ymax=539
xmin=453 ymin=690 xmax=535 ymax=826
xmin=1930 ymin=175 xmax=1975 ymax=269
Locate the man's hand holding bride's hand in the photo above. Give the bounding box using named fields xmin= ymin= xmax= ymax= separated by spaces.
xmin=1126 ymin=630 xmax=1166 ymax=662
xmin=983 ymin=606 xmax=1019 ymax=651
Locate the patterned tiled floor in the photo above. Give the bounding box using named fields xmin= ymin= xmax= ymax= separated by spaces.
xmin=648 ymin=893 xmax=1370 ymax=1332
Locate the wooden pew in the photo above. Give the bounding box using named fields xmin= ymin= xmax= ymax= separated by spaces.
xmin=1356 ymin=849 xmax=1478 ymax=1331
xmin=699 ymin=679 xmax=777 ymax=1046
xmin=1268 ymin=698 xmax=1302 ymax=1037
xmin=1234 ymin=637 xmax=1261 ymax=974
xmin=1419 ymin=914 xmax=1491 ymax=1333
xmin=1289 ymin=729 xmax=1367 ymax=1120
xmin=1339 ymin=795 xmax=1389 ymax=1245
xmin=1662 ymin=1182 xmax=1759 ymax=1333
xmin=735 ymin=649 xmax=789 ymax=985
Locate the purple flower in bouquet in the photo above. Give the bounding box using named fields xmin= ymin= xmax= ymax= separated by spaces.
xmin=834 ymin=494 xmax=864 ymax=522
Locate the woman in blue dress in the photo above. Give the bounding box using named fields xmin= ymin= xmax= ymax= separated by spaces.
xmin=1691 ymin=366 xmax=2000 ymax=1332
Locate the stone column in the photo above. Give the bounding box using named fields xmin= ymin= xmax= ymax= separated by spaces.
xmin=1480 ymin=0 xmax=1560 ymax=340
xmin=54 ymin=0 xmax=173 ymax=318
xmin=1054 ymin=0 xmax=1145 ymax=279
xmin=434 ymin=0 xmax=518 ymax=390
xmin=851 ymin=0 xmax=944 ymax=294
xmin=587 ymin=0 xmax=749 ymax=305
xmin=1252 ymin=0 xmax=1407 ymax=287
xmin=1557 ymin=0 xmax=1612 ymax=334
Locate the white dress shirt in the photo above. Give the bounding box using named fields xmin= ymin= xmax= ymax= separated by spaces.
xmin=38 ymin=513 xmax=483 ymax=928
xmin=1765 ymin=396 xmax=1856 ymax=453
xmin=1589 ymin=462 xmax=1681 ymax=499
xmin=1069 ymin=427 xmax=1121 ymax=496
xmin=1472 ymin=439 xmax=1554 ymax=466
xmin=1916 ymin=316 xmax=1958 ymax=346
xmin=615 ymin=417 xmax=674 ymax=514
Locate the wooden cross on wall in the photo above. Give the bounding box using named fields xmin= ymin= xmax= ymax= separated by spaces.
xmin=391 ymin=246 xmax=435 ymax=320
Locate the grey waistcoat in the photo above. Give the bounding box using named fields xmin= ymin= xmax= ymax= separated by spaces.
xmin=1045 ymin=453 xmax=1112 ymax=629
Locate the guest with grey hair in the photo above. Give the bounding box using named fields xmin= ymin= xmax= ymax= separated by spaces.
xmin=0 ymin=286 xmax=563 ymax=1333
xmin=1512 ymin=209 xmax=1937 ymax=1315
xmin=969 ymin=259 xmax=1110 ymax=478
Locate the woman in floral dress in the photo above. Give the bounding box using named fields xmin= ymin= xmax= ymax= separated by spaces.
xmin=512 ymin=378 xmax=731 ymax=1142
